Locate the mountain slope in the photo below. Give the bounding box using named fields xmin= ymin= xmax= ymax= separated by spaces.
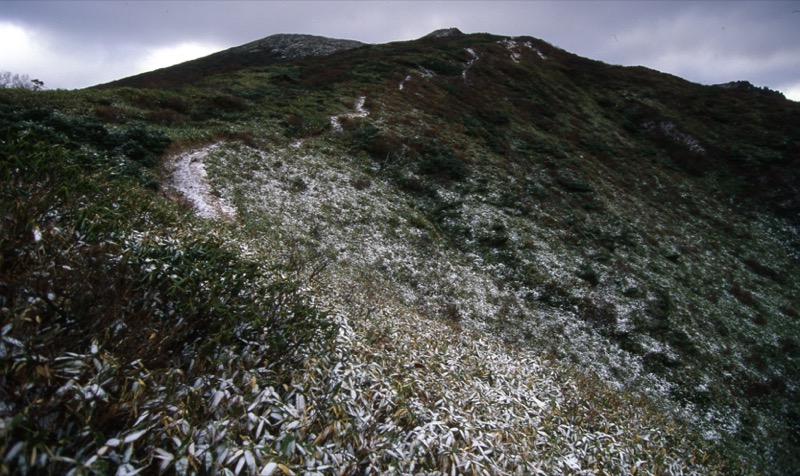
xmin=97 ymin=33 xmax=365 ymax=88
xmin=2 ymin=30 xmax=799 ymax=474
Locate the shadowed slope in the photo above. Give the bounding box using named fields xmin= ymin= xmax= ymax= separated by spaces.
xmin=96 ymin=33 xmax=365 ymax=88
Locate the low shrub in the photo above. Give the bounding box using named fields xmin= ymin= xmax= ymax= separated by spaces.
xmin=0 ymin=113 xmax=335 ymax=474
xmin=416 ymin=144 xmax=468 ymax=182
xmin=743 ymin=258 xmax=785 ymax=284
xmin=730 ymin=283 xmax=759 ymax=308
xmin=578 ymin=297 xmax=618 ymax=329
xmin=343 ymin=120 xmax=407 ymax=166
xmin=283 ymin=110 xmax=329 ymax=137
xmin=0 ymin=103 xmax=170 ymax=181
xmin=576 ymin=262 xmax=600 ymax=286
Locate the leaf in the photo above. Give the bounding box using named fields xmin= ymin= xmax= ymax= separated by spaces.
xmin=235 ymin=455 xmax=246 ymax=475
xmin=212 ymin=390 xmax=226 ymax=409
xmin=313 ymin=424 xmax=334 ymax=445
xmin=277 ymin=463 xmax=293 ymax=475
xmin=117 ymin=463 xmax=145 ymax=475
xmin=123 ymin=428 xmax=148 ymax=444
xmin=245 ymin=450 xmax=256 ymax=472
xmin=5 ymin=441 xmax=24 ymax=462
xmin=260 ymin=462 xmax=277 ymax=476
xmin=154 ymin=448 xmax=174 ymax=463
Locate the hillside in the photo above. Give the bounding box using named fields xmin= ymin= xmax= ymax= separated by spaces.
xmin=97 ymin=33 xmax=365 ymax=89
xmin=2 ymin=29 xmax=799 ymax=474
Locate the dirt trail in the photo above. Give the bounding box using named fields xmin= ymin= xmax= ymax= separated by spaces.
xmin=169 ymin=144 xmax=236 ymax=220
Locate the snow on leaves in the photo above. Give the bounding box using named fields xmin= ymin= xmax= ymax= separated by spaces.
xmin=154 ymin=141 xmax=716 ymax=474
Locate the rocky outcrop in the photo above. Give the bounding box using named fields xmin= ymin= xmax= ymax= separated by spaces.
xmin=422 ymin=28 xmax=465 ymax=39
xmin=230 ymin=33 xmax=364 ymax=60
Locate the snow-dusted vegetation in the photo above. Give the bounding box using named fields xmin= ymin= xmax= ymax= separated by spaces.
xmin=2 ymin=29 xmax=799 ymax=475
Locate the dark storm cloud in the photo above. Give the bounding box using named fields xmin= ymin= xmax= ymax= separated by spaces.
xmin=1 ymin=1 xmax=798 ymax=98
xmin=601 ymin=1 xmax=800 ymax=93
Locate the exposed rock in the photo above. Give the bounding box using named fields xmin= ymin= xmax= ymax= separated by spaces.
xmin=714 ymin=80 xmax=785 ymax=99
xmin=422 ymin=28 xmax=465 ymax=39
xmin=230 ymin=33 xmax=364 ymax=61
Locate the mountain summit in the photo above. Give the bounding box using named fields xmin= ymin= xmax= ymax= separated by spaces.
xmin=99 ymin=33 xmax=364 ymax=88
xmin=3 ymin=28 xmax=800 ymax=475
xmin=229 ymin=33 xmax=365 ymax=59
xmin=422 ymin=27 xmax=465 ymax=39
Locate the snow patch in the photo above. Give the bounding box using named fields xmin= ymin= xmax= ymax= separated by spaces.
xmin=330 ymin=96 xmax=369 ymax=133
xmin=499 ymin=38 xmax=547 ymax=62
xmin=500 ymin=39 xmax=522 ymax=63
xmin=525 ymin=41 xmax=548 ymax=60
xmin=418 ymin=66 xmax=435 ymax=78
xmin=644 ymin=121 xmax=706 ymax=154
xmin=169 ymin=144 xmax=236 ymax=220
xmin=330 ymin=117 xmax=343 ymax=133
xmin=399 ymin=74 xmax=412 ymax=90
xmin=462 ymin=47 xmax=479 ymax=82
xmin=353 ymin=96 xmax=368 ymax=116
xmin=399 ymin=67 xmax=436 ymax=91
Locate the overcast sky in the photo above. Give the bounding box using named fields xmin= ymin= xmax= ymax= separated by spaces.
xmin=1 ymin=1 xmax=799 ymax=100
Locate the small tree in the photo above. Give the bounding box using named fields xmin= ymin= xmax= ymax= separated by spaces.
xmin=0 ymin=70 xmax=44 ymax=90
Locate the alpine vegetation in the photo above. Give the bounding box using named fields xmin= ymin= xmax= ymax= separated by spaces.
xmin=1 ymin=29 xmax=799 ymax=475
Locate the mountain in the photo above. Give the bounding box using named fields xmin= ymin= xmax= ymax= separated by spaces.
xmin=2 ymin=30 xmax=800 ymax=475
xmin=98 ymin=33 xmax=365 ymax=88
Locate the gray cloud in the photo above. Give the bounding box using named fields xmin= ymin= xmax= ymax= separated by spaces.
xmin=1 ymin=0 xmax=798 ymax=98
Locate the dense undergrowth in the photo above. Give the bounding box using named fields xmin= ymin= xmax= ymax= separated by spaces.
xmin=1 ymin=29 xmax=800 ymax=474
xmin=0 ymin=101 xmax=333 ymax=473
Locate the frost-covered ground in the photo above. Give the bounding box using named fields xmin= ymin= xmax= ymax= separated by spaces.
xmin=168 ymin=145 xmax=236 ymax=220
xmin=120 ymin=268 xmax=710 ymax=474
xmin=163 ymin=139 xmax=724 ymax=474
xmin=197 ymin=140 xmax=666 ymax=397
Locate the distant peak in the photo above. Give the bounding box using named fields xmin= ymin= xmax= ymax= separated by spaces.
xmin=231 ymin=33 xmax=364 ymax=60
xmin=422 ymin=28 xmax=465 ymax=39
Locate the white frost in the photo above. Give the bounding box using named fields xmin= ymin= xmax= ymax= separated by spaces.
xmin=330 ymin=96 xmax=369 ymax=133
xmin=498 ymin=38 xmax=547 ymax=62
xmin=463 ymin=47 xmax=479 ymax=82
xmin=169 ymin=145 xmax=236 ymax=220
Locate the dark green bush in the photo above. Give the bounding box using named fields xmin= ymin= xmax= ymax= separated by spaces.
xmin=417 ymin=144 xmax=468 ymax=181
xmin=419 ymin=58 xmax=463 ymax=76
xmin=113 ymin=123 xmax=171 ymax=166
xmin=345 ymin=121 xmax=406 ymax=164
xmin=577 ymin=263 xmax=600 ymax=286
xmin=578 ymin=297 xmax=618 ymax=330
xmin=478 ymin=223 xmax=510 ymax=249
xmin=283 ymin=110 xmax=329 ymax=137
xmin=0 ymin=104 xmax=170 ymax=182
